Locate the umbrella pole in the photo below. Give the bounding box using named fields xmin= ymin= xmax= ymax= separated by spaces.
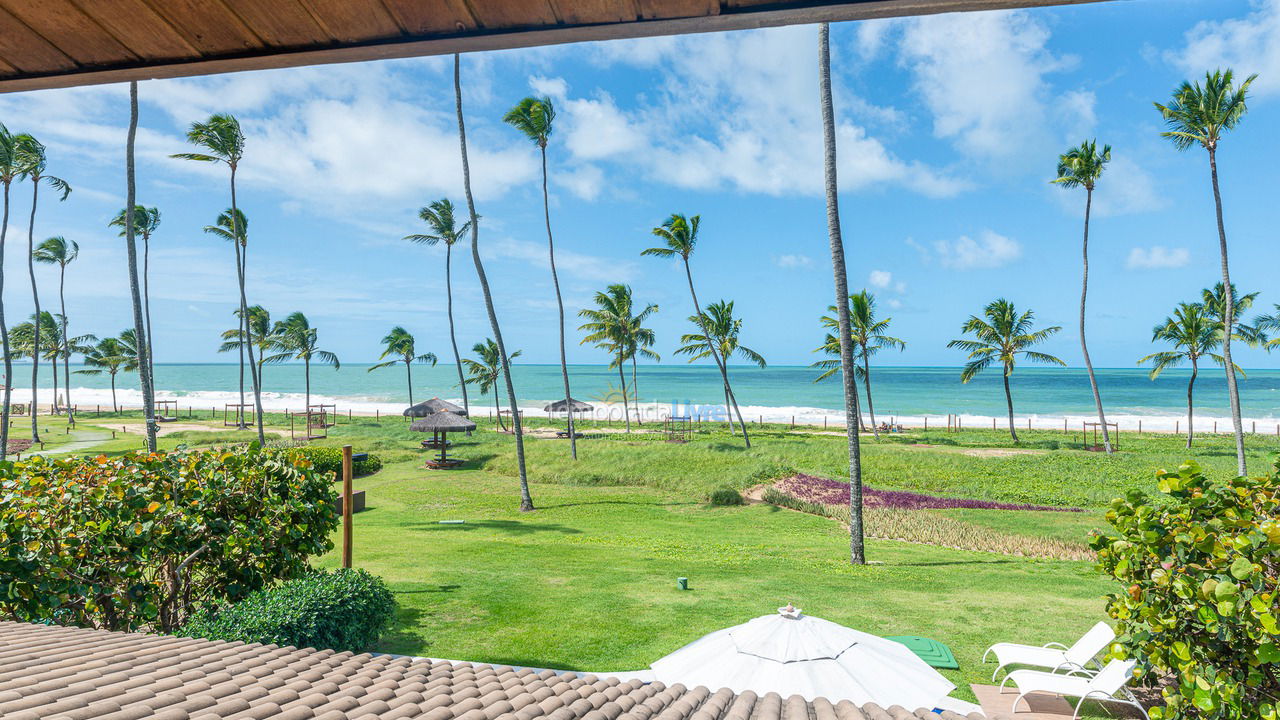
xmin=440 ymin=431 xmax=448 ymax=462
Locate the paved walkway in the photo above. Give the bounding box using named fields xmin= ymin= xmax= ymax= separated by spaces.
xmin=29 ymin=427 xmax=114 ymax=457
xmin=972 ymin=683 xmax=1146 ymax=719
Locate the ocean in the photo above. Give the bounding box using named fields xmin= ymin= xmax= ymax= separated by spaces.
xmin=12 ymin=362 xmax=1280 ymax=432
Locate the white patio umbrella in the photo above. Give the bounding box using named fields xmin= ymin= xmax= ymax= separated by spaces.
xmin=649 ymin=605 xmax=955 ymax=710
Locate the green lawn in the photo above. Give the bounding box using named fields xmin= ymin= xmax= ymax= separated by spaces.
xmin=60 ymin=410 xmax=1274 ymax=710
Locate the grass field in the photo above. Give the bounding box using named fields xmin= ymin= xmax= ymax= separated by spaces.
xmin=45 ymin=409 xmax=1279 ymax=710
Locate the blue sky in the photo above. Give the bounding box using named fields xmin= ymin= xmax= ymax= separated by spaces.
xmin=0 ymin=0 xmax=1276 ymax=368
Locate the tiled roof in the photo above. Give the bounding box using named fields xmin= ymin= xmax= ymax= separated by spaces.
xmin=0 ymin=621 xmax=990 ymax=720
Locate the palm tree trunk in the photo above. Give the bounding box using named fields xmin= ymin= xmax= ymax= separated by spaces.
xmin=1187 ymin=356 xmax=1197 ymax=450
xmin=455 ymin=53 xmax=532 ymax=511
xmin=144 ymin=231 xmax=154 ymax=389
xmin=1003 ymin=369 xmax=1018 ymax=442
xmin=631 ymin=355 xmax=643 ymax=426
xmin=124 ymin=82 xmax=156 ymax=452
xmin=1208 ymin=148 xmax=1246 ymax=475
xmin=681 ymin=260 xmax=750 ymax=446
xmin=405 ymin=358 xmax=413 ymax=407
xmin=1079 ymin=187 xmax=1111 ymax=453
xmin=304 ymin=357 xmax=311 ymax=414
xmin=60 ymin=264 xmax=73 ymax=426
xmin=819 ymin=23 xmax=864 ymax=565
xmin=111 ymin=373 xmax=117 ymax=413
xmin=50 ymin=350 xmax=58 ymax=412
xmin=229 ymin=167 xmax=266 ymax=445
xmin=445 ymin=243 xmax=469 ymax=415
xmin=1 ymin=182 xmax=12 ymax=460
xmin=494 ymin=383 xmax=504 ymax=432
xmin=232 ymin=240 xmax=246 ymax=428
xmin=617 ymin=357 xmax=630 ymax=433
xmin=862 ymin=349 xmax=879 ymax=438
xmin=26 ymin=176 xmax=41 ymax=442
xmin=540 ymin=146 xmax=577 ymax=459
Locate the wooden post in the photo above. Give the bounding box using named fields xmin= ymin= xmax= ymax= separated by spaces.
xmin=1214 ymin=421 xmax=1218 ymax=433
xmin=342 ymin=445 xmax=353 ymax=569
xmin=1138 ymin=420 xmax=1142 ymax=434
xmin=824 ymin=416 xmax=827 ymax=429
xmin=1026 ymin=418 xmax=1030 ymax=430
xmin=924 ymin=416 xmax=928 ymax=430
xmin=1063 ymin=418 xmax=1067 ymax=433
xmin=1252 ymin=421 xmax=1257 ymax=434
xmin=992 ymin=417 xmax=996 ymax=430
xmin=1176 ymin=420 xmax=1180 ymax=434
xmin=375 ymin=409 xmax=379 ymax=421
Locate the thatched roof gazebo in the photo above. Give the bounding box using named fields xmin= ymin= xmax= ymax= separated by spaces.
xmin=543 ymin=398 xmax=594 ymax=414
xmin=411 ymin=412 xmax=477 ymax=468
xmin=403 ymin=397 xmax=467 ymax=418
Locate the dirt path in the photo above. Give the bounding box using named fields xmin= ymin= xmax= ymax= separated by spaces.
xmin=113 ymin=421 xmax=285 ymax=438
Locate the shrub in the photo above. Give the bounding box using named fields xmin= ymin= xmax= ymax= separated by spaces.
xmin=0 ymin=444 xmax=338 ymax=633
xmin=303 ymin=447 xmax=383 ymax=478
xmin=1092 ymin=459 xmax=1280 ymax=720
xmin=180 ymin=569 xmax=396 ymax=652
xmin=709 ymin=487 xmax=744 ymax=506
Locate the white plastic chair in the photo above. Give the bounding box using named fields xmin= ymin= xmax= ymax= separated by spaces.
xmin=982 ymin=621 xmax=1114 ymax=680
xmin=1000 ymin=657 xmax=1148 ymax=720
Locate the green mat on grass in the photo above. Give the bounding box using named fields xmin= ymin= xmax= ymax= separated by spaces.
xmin=886 ymin=635 xmax=960 ymax=669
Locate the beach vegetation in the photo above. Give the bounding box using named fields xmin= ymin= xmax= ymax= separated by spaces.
xmin=0 ymin=444 xmax=337 ymax=633
xmin=646 ymin=214 xmax=753 ymax=447
xmin=812 ymin=290 xmax=904 ymax=436
xmin=1053 ymin=139 xmax=1113 ymax=453
xmin=76 ymin=331 xmax=139 ymax=412
xmin=220 ymin=304 xmax=290 ymax=391
xmin=108 ymin=205 xmax=161 ymax=390
xmin=505 ymin=96 xmax=580 ymax=460
xmin=179 ymin=568 xmax=396 ymax=653
xmin=274 ymin=311 xmax=339 ymax=413
xmin=947 ymin=298 xmax=1065 ymax=442
xmin=1139 ymin=302 xmax=1230 ymax=449
xmin=578 ymin=283 xmax=659 ymax=433
xmin=32 ymin=235 xmax=80 ymax=421
xmin=1092 ymin=459 xmax=1280 ymax=720
xmin=464 ymin=338 xmax=521 ymax=431
xmin=176 ymin=114 xmax=265 ymax=445
xmin=708 ymin=486 xmax=744 ymax=506
xmin=1155 ymin=69 xmax=1256 ymax=476
xmin=405 ymin=198 xmax=472 ymax=416
xmin=368 ymin=326 xmax=437 ymax=407
xmin=675 ymin=300 xmax=766 ymax=439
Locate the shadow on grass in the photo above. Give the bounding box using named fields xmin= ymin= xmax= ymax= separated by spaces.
xmin=535 ymin=499 xmax=698 ymax=510
xmin=407 ymin=519 xmax=584 ymax=535
xmin=889 ymin=558 xmax=1021 ymax=567
xmin=394 ymin=584 xmax=461 ymax=594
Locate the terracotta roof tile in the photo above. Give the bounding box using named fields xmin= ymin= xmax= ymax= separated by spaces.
xmin=0 ymin=622 xmax=983 ymax=720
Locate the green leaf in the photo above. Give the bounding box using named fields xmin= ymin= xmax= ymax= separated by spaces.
xmin=1230 ymin=556 xmax=1254 ymax=580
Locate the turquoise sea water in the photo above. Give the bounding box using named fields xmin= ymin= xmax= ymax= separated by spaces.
xmin=23 ymin=362 xmax=1280 ymax=426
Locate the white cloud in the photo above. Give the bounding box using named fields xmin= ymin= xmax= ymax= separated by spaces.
xmin=557 ymin=164 xmax=605 ymax=201
xmin=1127 ymin=246 xmax=1190 ymax=270
xmin=775 ymin=254 xmax=813 ymax=269
xmin=1170 ymin=0 xmax=1280 ymax=96
xmin=560 ymin=92 xmax=647 ymax=161
xmin=932 ymin=230 xmax=1023 ymax=270
xmin=869 ymin=269 xmax=892 ymax=288
xmin=529 ymin=75 xmax=569 ymax=99
xmin=891 ymin=10 xmax=1077 ymax=163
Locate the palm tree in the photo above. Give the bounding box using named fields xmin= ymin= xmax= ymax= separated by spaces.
xmin=109 ymin=205 xmax=160 ymax=381
xmin=818 ymin=23 xmax=866 ymax=564
xmin=455 ymin=53 xmax=533 ymax=512
xmin=578 ymin=284 xmax=658 ymax=433
xmin=219 ymin=305 xmax=288 ymax=392
xmin=814 ymin=291 xmax=904 ymax=437
xmin=275 ymin=311 xmax=339 ymax=413
xmin=0 ymin=123 xmax=21 ymax=458
xmin=464 ymin=338 xmax=522 ymax=431
xmin=32 ymin=236 xmax=79 ymax=423
xmin=644 ymin=213 xmax=752 ymax=446
xmin=1139 ymin=302 xmax=1227 ymax=449
xmin=1202 ymin=283 xmax=1263 ymax=346
xmin=1052 ymin=139 xmax=1113 ymax=454
xmin=404 ymin=198 xmax=470 ymax=416
xmin=1155 ymin=69 xmax=1256 ymax=475
xmin=504 ymin=96 xmax=578 ymax=459
xmin=10 ymin=312 xmax=61 ymax=375
xmin=173 ymin=113 xmax=264 ymax=445
xmin=368 ymin=327 xmax=436 ymax=406
xmin=77 ymin=333 xmax=138 ymax=413
xmin=122 ymin=82 xmax=156 ymax=450
xmin=947 ymin=299 xmax=1064 ymax=442
xmin=15 ymin=134 xmax=70 ymax=442
xmin=675 ymin=300 xmax=766 ymax=426
xmin=203 ymin=208 xmax=251 ymax=428
xmin=624 ymin=296 xmax=659 ymax=420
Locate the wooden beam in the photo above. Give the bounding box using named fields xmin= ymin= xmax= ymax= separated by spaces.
xmin=0 ymin=0 xmax=1111 ymax=93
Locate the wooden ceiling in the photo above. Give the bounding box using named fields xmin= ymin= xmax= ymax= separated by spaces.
xmin=0 ymin=0 xmax=1106 ymax=92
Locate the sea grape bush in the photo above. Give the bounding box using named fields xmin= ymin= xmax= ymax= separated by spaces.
xmin=776 ymin=473 xmax=1082 ymax=512
xmin=1092 ymin=460 xmax=1280 ymax=720
xmin=0 ymin=444 xmax=338 ymax=633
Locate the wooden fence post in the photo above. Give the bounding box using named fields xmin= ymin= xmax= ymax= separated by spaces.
xmin=342 ymin=445 xmax=353 ymax=569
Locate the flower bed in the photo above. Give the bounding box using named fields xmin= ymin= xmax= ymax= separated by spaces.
xmin=776 ymin=473 xmax=1082 ymax=512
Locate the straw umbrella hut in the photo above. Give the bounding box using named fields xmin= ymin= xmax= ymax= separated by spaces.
xmin=403 ymin=397 xmax=467 ymax=417
xmin=411 ymin=412 xmax=476 ymax=468
xmin=544 ymin=397 xmax=593 ymax=437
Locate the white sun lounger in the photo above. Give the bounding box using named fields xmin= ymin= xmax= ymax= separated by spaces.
xmin=982 ymin=621 xmax=1114 ymax=680
xmin=1000 ymin=658 xmax=1147 ymax=720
